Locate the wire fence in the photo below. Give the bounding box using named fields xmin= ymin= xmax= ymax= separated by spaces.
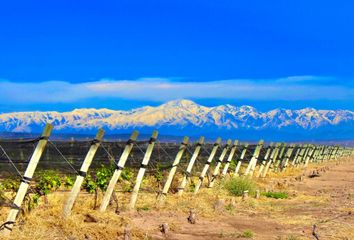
xmin=0 ymin=137 xmax=261 ymax=179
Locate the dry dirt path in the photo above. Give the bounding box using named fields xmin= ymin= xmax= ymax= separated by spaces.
xmin=128 ymin=159 xmax=354 ymax=240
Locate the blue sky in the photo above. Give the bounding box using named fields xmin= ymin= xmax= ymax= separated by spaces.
xmin=0 ymin=0 xmax=353 ymax=112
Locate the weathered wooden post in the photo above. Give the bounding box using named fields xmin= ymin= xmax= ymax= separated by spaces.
xmin=323 ymin=146 xmax=330 ymax=161
xmin=303 ymin=144 xmax=311 ymax=167
xmin=273 ymin=143 xmax=286 ymax=171
xmin=177 ymin=137 xmax=204 ymax=196
xmin=280 ymin=144 xmax=295 ymax=171
xmin=325 ymin=146 xmax=333 ymax=161
xmin=63 ymin=129 xmax=104 ymax=217
xmin=290 ymin=145 xmax=301 ymax=166
xmin=208 ymin=139 xmax=232 ymax=188
xmin=99 ymin=131 xmax=139 ymax=212
xmin=332 ymin=146 xmax=340 ymax=160
xmin=256 ymin=142 xmax=273 ymax=178
xmin=244 ymin=140 xmax=264 ymax=176
xmin=299 ymin=145 xmax=311 ymax=167
xmin=327 ymin=146 xmax=337 ymax=160
xmin=221 ymin=140 xmax=238 ymax=177
xmin=261 ymin=142 xmax=281 ymax=177
xmin=234 ymin=143 xmax=249 ymax=176
xmin=311 ymin=145 xmax=319 ymax=162
xmin=306 ymin=145 xmax=315 ymax=164
xmin=317 ymin=145 xmax=326 ymax=162
xmin=194 ymin=138 xmax=221 ymax=194
xmin=318 ymin=145 xmax=326 ymax=161
xmin=159 ymin=136 xmax=189 ymax=199
xmin=128 ymin=130 xmax=158 ymax=210
xmin=309 ymin=146 xmax=318 ymax=163
xmin=278 ymin=143 xmax=287 ymax=159
xmin=294 ymin=144 xmax=307 ymax=167
xmin=3 ymin=124 xmax=53 ymax=236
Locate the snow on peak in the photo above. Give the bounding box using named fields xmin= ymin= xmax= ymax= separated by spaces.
xmin=0 ymin=100 xmax=353 ymax=133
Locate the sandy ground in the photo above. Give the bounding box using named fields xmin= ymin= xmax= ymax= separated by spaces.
xmin=125 ymin=159 xmax=354 ymax=240
xmin=1 ymin=157 xmax=353 ymax=240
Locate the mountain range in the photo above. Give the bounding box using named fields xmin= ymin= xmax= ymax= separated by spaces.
xmin=0 ymin=100 xmax=353 ymax=141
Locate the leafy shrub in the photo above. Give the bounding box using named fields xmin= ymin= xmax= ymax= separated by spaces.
xmin=0 ymin=184 xmax=5 ymax=203
xmin=27 ymin=193 xmax=40 ymax=211
xmin=82 ymin=174 xmax=97 ymax=194
xmin=96 ymin=165 xmax=114 ymax=191
xmin=154 ymin=163 xmax=164 ymax=183
xmin=1 ymin=178 xmax=20 ymax=191
xmin=261 ymin=191 xmax=288 ymax=199
xmin=64 ymin=176 xmax=75 ymax=189
xmin=228 ymin=161 xmax=237 ymax=172
xmin=223 ymin=177 xmax=257 ymax=197
xmin=239 ymin=230 xmax=254 ymax=238
xmin=82 ymin=165 xmax=114 ymax=193
xmin=137 ymin=205 xmax=150 ymax=211
xmin=120 ymin=168 xmax=134 ymax=181
xmin=82 ymin=165 xmax=116 ymax=209
xmin=121 ymin=181 xmax=133 ymax=192
xmin=35 ymin=170 xmax=62 ymax=195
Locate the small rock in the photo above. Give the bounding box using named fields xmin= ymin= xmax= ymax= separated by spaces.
xmin=159 ymin=223 xmax=169 ymax=235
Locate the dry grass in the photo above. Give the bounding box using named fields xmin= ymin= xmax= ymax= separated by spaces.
xmin=0 ymin=156 xmax=353 ymax=240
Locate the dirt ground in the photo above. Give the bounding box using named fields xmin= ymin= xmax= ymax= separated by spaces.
xmin=1 ymin=157 xmax=353 ymax=240
xmin=124 ymin=158 xmax=354 ymax=240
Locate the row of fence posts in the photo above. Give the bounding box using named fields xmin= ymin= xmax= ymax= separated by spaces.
xmin=1 ymin=123 xmax=353 ymax=236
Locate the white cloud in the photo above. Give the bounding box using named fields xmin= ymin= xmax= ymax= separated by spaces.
xmin=0 ymin=76 xmax=353 ymax=104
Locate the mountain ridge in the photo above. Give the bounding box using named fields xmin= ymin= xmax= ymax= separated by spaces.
xmin=0 ymin=99 xmax=353 ymax=140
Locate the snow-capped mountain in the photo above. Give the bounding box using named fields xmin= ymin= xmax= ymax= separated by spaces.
xmin=0 ymin=100 xmax=353 ymax=140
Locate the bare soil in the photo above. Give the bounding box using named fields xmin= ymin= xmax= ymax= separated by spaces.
xmin=125 ymin=159 xmax=354 ymax=240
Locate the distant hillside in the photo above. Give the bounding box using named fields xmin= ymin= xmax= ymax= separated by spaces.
xmin=0 ymin=100 xmax=353 ymax=141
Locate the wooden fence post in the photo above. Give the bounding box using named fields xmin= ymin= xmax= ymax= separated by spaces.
xmin=304 ymin=145 xmax=315 ymax=167
xmin=280 ymin=144 xmax=295 ymax=171
xmin=273 ymin=143 xmax=286 ymax=171
xmin=234 ymin=143 xmax=249 ymax=176
xmin=244 ymin=140 xmax=264 ymax=176
xmin=159 ymin=136 xmax=189 ymax=199
xmin=99 ymin=131 xmax=139 ymax=212
xmin=290 ymin=146 xmax=301 ymax=166
xmin=261 ymin=142 xmax=281 ymax=177
xmin=312 ymin=146 xmax=321 ymax=163
xmin=256 ymin=142 xmax=273 ymax=178
xmin=317 ymin=145 xmax=325 ymax=162
xmin=63 ymin=129 xmax=104 ymax=217
xmin=177 ymin=137 xmax=204 ymax=196
xmin=320 ymin=145 xmax=327 ymax=161
xmin=221 ymin=140 xmax=239 ymax=177
xmin=194 ymin=138 xmax=221 ymax=194
xmin=299 ymin=145 xmax=311 ymax=167
xmin=294 ymin=144 xmax=307 ymax=167
xmin=332 ymin=146 xmax=340 ymax=160
xmin=327 ymin=146 xmax=337 ymax=160
xmin=208 ymin=139 xmax=232 ymax=188
xmin=2 ymin=123 xmax=53 ymax=236
xmin=249 ymin=140 xmax=264 ymax=176
xmin=128 ymin=131 xmax=158 ymax=210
